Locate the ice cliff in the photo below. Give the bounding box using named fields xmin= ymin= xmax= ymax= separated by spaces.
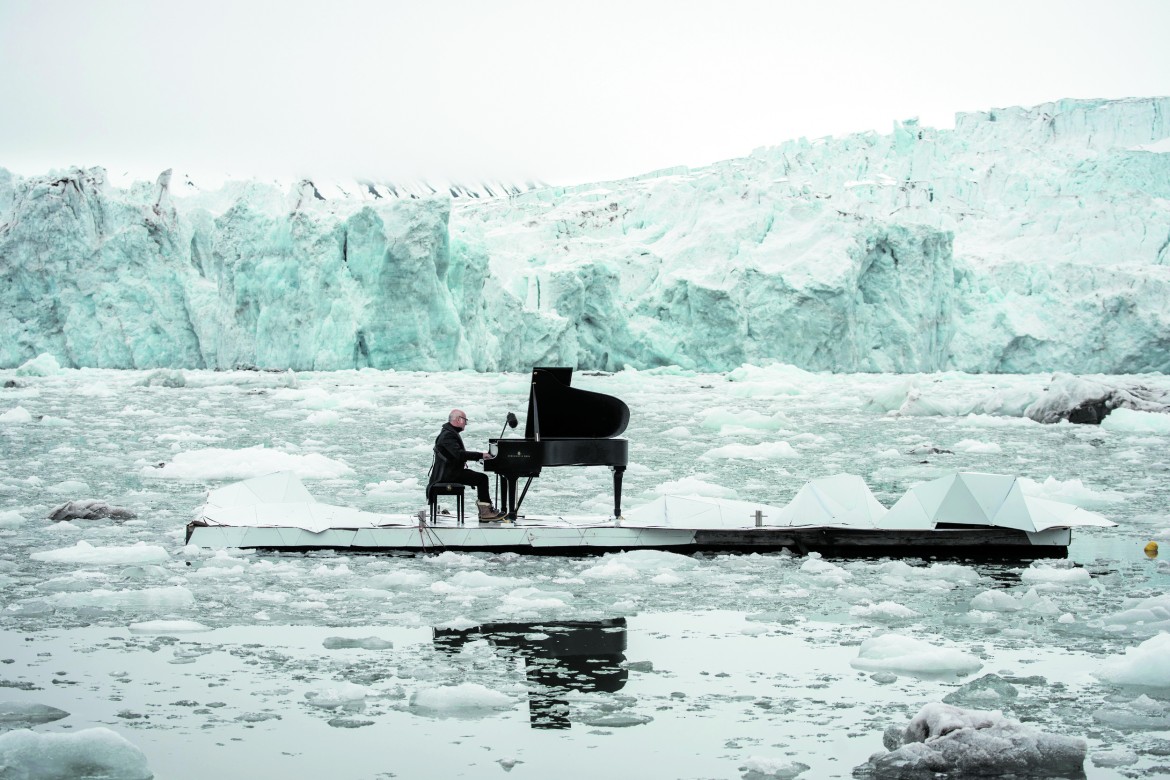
xmin=2 ymin=96 xmax=1169 ymax=372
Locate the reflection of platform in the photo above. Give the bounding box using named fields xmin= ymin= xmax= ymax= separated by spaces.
xmin=434 ymin=619 xmax=628 ymax=729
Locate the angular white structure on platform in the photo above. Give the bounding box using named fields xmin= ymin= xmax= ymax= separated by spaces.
xmin=200 ymin=473 xmax=408 ymax=533
xmin=770 ymin=474 xmax=889 ymax=528
xmin=188 ymin=470 xmax=1112 ymax=553
xmin=876 ymin=472 xmax=1115 ymax=532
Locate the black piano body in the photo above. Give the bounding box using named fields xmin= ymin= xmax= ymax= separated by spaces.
xmin=485 ymin=367 xmax=630 ymax=519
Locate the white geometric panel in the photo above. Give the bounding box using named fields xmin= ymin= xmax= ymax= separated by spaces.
xmin=934 ymin=477 xmax=989 ymax=524
xmin=957 ymin=472 xmax=1017 ymax=520
xmin=989 ymin=483 xmax=1038 ymax=531
xmin=774 ymin=484 xmax=838 ymax=527
xmin=245 ymin=472 xmax=311 ymax=504
xmin=911 ymin=473 xmax=958 ymax=517
xmin=876 ymin=492 xmax=935 ymax=530
xmin=205 ymin=480 xmax=264 ymax=509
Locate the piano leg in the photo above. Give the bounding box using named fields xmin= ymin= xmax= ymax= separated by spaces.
xmin=612 ymin=465 xmax=626 ymax=519
xmin=504 ymin=477 xmax=518 ymax=520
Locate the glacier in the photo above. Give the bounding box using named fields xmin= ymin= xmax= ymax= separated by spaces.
xmin=2 ymin=96 xmax=1169 ymax=372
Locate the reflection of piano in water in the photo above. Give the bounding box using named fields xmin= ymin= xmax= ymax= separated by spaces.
xmin=485 ymin=367 xmax=630 ymax=520
xmin=433 ymin=618 xmax=628 ymax=729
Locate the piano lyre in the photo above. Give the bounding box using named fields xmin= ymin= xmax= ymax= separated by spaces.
xmin=484 ymin=367 xmax=630 ymax=520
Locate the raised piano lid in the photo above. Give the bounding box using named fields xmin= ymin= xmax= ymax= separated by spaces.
xmin=525 ymin=367 xmax=630 ymax=440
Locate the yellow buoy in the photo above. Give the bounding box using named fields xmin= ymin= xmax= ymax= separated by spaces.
xmin=1145 ymin=541 xmax=1159 ymax=558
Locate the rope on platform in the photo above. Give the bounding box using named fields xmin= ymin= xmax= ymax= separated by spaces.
xmin=417 ymin=516 xmax=443 ymax=551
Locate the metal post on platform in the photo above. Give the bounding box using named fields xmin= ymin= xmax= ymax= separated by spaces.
xmin=754 ymin=510 xmax=764 ymax=527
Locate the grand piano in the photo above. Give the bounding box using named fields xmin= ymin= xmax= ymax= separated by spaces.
xmin=485 ymin=367 xmax=629 ymax=520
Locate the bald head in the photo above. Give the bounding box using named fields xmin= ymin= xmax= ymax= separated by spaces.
xmin=448 ymin=409 xmax=467 ymax=430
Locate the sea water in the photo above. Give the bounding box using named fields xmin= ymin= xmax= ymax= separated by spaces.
xmin=2 ymin=367 xmax=1169 ymax=779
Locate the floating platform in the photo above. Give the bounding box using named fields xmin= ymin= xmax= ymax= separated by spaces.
xmin=185 ymin=472 xmax=1114 ymax=559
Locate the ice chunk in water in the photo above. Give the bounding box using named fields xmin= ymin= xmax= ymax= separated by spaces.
xmin=739 ymin=755 xmax=811 ymax=779
xmin=1098 ymin=633 xmax=1170 ymax=687
xmin=15 ymin=353 xmax=63 ymax=376
xmin=30 ymin=541 xmax=169 ymax=565
xmin=970 ymin=587 xmax=1059 ymax=614
xmin=941 ymin=673 xmax=1019 ymax=707
xmin=1092 ymin=695 xmax=1170 ymax=731
xmin=851 ymin=634 xmax=983 ymax=675
xmin=128 ymin=620 xmax=209 ymax=634
xmin=850 ymin=602 xmax=922 ymax=621
xmin=1018 ymin=560 xmax=1092 ymax=584
xmin=304 ymin=682 xmax=369 ymax=710
xmin=0 ymin=727 xmax=152 ymax=780
xmin=322 ymin=636 xmax=394 ymax=650
xmin=1103 ymin=594 xmax=1170 ymax=634
xmin=0 ymin=510 xmax=28 ymax=529
xmin=1090 ymin=747 xmax=1140 ymax=767
xmin=0 ymin=701 xmax=70 ymax=728
xmin=1018 ymin=475 xmax=1126 ymax=509
xmin=0 ymin=406 xmax=34 ymax=424
xmin=856 ymin=702 xmax=1086 ymax=778
xmin=1102 ymin=407 xmax=1170 ymax=434
xmin=409 ymin=682 xmax=513 ymax=715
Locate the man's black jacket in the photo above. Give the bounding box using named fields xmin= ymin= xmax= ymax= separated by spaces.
xmin=431 ymin=422 xmax=483 ymax=484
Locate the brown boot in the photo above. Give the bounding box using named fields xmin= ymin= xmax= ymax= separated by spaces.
xmin=477 ymin=501 xmax=505 ymax=521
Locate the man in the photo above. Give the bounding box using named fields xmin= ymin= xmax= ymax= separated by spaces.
xmin=430 ymin=409 xmax=505 ymax=521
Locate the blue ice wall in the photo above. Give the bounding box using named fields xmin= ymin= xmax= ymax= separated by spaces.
xmin=2 ymin=97 xmax=1169 ymax=372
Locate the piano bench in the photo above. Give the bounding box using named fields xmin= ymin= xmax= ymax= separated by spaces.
xmin=429 ymin=483 xmax=466 ymax=525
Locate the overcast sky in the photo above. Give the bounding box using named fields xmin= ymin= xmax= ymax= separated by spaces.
xmin=2 ymin=0 xmax=1169 ymax=187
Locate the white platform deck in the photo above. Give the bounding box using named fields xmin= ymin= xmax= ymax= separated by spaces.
xmin=185 ymin=471 xmax=1109 ymax=557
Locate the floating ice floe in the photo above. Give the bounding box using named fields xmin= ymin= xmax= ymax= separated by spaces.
xmin=0 ymin=406 xmax=34 ymax=424
xmin=969 ymin=587 xmax=1060 ymax=615
xmin=941 ymin=673 xmax=1019 ymax=707
xmin=0 ymin=702 xmax=70 ymax=729
xmin=304 ymin=682 xmax=368 ymax=710
xmin=145 ymin=446 xmax=353 ymax=481
xmin=30 ymin=540 xmax=169 ymax=565
xmin=1097 ymin=633 xmax=1170 ymax=687
xmin=1102 ymin=594 xmax=1170 ymax=634
xmin=46 ymin=479 xmax=89 ymax=496
xmin=1019 ymin=475 xmax=1127 ymax=508
xmin=128 ymin=619 xmax=209 ymax=634
xmin=856 ymin=702 xmax=1086 ymax=778
xmin=1091 ymin=748 xmax=1140 ymax=767
xmin=850 ymin=601 xmax=921 ymax=622
xmin=739 ymin=755 xmax=811 ymax=779
xmin=46 ymin=586 xmax=195 ymax=610
xmin=1092 ymin=695 xmax=1170 ymax=731
xmin=14 ymin=353 xmax=62 ymax=376
xmin=409 ymin=682 xmax=514 ymax=715
xmin=322 ymin=636 xmax=393 ymax=650
xmin=0 ymin=510 xmax=28 ymax=528
xmin=1102 ymin=407 xmax=1170 ymax=434
xmin=850 ymin=633 xmax=983 ymax=676
xmin=1018 ymin=560 xmax=1092 ymax=584
xmin=0 ymin=727 xmax=152 ymax=780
